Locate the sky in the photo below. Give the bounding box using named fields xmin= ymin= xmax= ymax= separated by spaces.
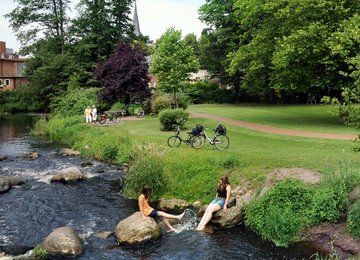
xmin=0 ymin=0 xmax=206 ymax=53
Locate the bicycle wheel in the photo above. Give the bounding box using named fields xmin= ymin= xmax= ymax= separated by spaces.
xmin=167 ymin=136 xmax=181 ymax=147
xmin=191 ymin=135 xmax=205 ymax=149
xmin=214 ymin=134 xmax=229 ymax=150
xmin=99 ymin=118 xmax=106 ymax=124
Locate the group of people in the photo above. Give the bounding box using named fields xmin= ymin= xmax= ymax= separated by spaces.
xmin=84 ymin=105 xmax=97 ymax=125
xmin=138 ymin=176 xmax=232 ymax=232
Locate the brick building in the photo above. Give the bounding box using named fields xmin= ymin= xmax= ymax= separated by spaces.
xmin=0 ymin=41 xmax=28 ymax=91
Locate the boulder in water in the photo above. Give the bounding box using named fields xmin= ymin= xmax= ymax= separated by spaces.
xmin=115 ymin=212 xmax=161 ymax=244
xmin=51 ymin=167 xmax=86 ymax=183
xmin=0 ymin=155 xmax=8 ymax=161
xmin=57 ymin=148 xmax=81 ymax=156
xmin=158 ymin=198 xmax=189 ymax=210
xmin=0 ymin=177 xmax=10 ymax=193
xmin=0 ymin=176 xmax=24 ymax=193
xmin=40 ymin=227 xmax=83 ymax=256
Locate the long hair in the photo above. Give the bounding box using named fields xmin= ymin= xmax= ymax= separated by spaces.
xmin=218 ymin=176 xmax=230 ymax=190
xmin=141 ymin=185 xmax=152 ymax=199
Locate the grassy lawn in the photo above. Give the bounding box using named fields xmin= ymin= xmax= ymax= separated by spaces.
xmin=188 ymin=103 xmax=357 ymax=134
xmin=114 ymin=106 xmax=360 ymax=199
xmin=40 ymin=104 xmax=360 ymax=203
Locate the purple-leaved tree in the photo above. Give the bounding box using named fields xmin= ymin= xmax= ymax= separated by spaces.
xmin=96 ymin=43 xmax=151 ymax=105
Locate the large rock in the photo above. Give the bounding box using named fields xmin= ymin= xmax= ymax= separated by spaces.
xmin=57 ymin=148 xmax=80 ymax=156
xmin=0 ymin=177 xmax=11 ymax=193
xmin=158 ymin=198 xmax=189 ymax=210
xmin=115 ymin=212 xmax=161 ymax=244
xmin=40 ymin=227 xmax=83 ymax=256
xmin=51 ymin=167 xmax=86 ymax=183
xmin=0 ymin=155 xmax=8 ymax=161
xmin=198 ymin=193 xmax=254 ymax=229
xmin=0 ymin=176 xmax=24 ymax=193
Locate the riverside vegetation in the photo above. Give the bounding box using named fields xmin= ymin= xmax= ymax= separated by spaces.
xmin=33 ymin=104 xmax=360 ymax=250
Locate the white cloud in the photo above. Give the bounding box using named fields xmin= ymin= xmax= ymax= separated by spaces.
xmin=0 ymin=0 xmax=206 ymax=52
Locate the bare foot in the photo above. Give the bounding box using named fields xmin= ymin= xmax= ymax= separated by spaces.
xmin=178 ymin=211 xmax=185 ymax=220
xmin=196 ymin=226 xmax=204 ymax=231
xmin=167 ymin=228 xmax=177 ymax=233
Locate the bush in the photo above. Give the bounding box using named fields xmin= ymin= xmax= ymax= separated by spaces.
xmin=151 ymin=95 xmax=172 ymax=114
xmin=309 ymin=183 xmax=348 ymax=224
xmin=159 ymin=109 xmax=189 ymax=131
xmin=122 ymin=143 xmax=165 ymax=200
xmin=103 ymin=144 xmax=119 ymax=162
xmin=110 ymin=102 xmax=126 ymax=111
xmin=347 ymin=198 xmax=360 ymax=237
xmin=244 ymin=179 xmax=313 ymax=246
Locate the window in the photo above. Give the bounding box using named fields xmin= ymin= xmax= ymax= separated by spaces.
xmin=0 ymin=79 xmax=3 ymax=87
xmin=5 ymin=79 xmax=10 ymax=87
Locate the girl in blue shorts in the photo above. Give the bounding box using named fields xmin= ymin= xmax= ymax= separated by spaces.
xmin=196 ymin=176 xmax=231 ymax=231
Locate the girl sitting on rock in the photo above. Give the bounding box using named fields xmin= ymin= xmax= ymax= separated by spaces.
xmin=138 ymin=185 xmax=185 ymax=232
xmin=196 ymin=176 xmax=231 ymax=231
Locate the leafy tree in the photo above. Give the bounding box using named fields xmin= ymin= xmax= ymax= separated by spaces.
xmin=228 ymin=0 xmax=360 ymax=101
xmin=6 ymin=0 xmax=70 ymax=54
xmin=198 ymin=0 xmax=242 ymax=101
xmin=183 ymin=33 xmax=201 ymax=62
xmin=96 ymin=43 xmax=151 ymax=105
xmin=150 ymin=27 xmax=199 ymax=106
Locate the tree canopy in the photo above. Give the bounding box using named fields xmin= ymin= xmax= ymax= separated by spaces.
xmin=150 ymin=27 xmax=199 ymax=101
xmin=96 ymin=43 xmax=151 ymax=105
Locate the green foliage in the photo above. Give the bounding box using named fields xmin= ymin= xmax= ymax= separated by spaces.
xmin=150 ymin=27 xmax=199 ymax=97
xmin=244 ymin=179 xmax=313 ymax=246
xmin=31 ymin=245 xmax=48 ymax=260
xmin=151 ymin=95 xmax=172 ymax=115
xmin=51 ymin=78 xmax=99 ymax=117
xmin=183 ymin=81 xmax=233 ymax=104
xmin=158 ymin=109 xmax=189 ymax=131
xmin=103 ymin=144 xmax=119 ymax=162
xmin=122 ymin=143 xmax=165 ymax=200
xmin=110 ymin=102 xmax=126 ymax=111
xmin=309 ymin=184 xmax=348 ymax=224
xmin=0 ymin=87 xmax=43 ymax=113
xmin=219 ymin=156 xmax=244 ymax=169
xmin=347 ymin=198 xmax=360 ymax=238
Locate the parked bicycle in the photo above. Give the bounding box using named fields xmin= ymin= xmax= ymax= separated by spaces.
xmin=167 ymin=125 xmax=195 ymax=147
xmin=191 ymin=124 xmax=230 ymax=150
xmin=99 ymin=111 xmax=125 ymax=124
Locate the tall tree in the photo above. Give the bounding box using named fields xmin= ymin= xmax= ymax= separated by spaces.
xmin=198 ymin=0 xmax=242 ymax=101
xmin=150 ymin=27 xmax=199 ymax=105
xmin=96 ymin=43 xmax=151 ymax=105
xmin=229 ymin=0 xmax=360 ymax=101
xmin=6 ymin=0 xmax=70 ymax=54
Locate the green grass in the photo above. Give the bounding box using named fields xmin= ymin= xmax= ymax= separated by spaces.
xmin=188 ymin=103 xmax=357 ymax=134
xmin=37 ymin=104 xmax=360 ymax=203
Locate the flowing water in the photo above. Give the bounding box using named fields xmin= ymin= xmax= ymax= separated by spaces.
xmin=0 ymin=114 xmax=325 ymax=259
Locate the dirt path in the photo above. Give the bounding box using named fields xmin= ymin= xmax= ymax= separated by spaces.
xmin=190 ymin=111 xmax=358 ymax=141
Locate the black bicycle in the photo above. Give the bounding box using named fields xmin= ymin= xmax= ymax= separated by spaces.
xmin=167 ymin=125 xmax=194 ymax=147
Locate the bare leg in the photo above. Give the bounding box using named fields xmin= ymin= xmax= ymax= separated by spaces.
xmin=161 ymin=217 xmax=177 ymax=232
xmin=158 ymin=211 xmax=185 ymax=220
xmin=196 ymin=204 xmax=221 ymax=231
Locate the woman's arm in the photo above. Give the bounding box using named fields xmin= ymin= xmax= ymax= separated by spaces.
xmin=138 ymin=195 xmax=147 ymax=219
xmin=223 ymin=185 xmax=231 ymax=212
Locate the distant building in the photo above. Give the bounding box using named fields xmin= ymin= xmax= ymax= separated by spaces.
xmin=0 ymin=41 xmax=28 ymax=91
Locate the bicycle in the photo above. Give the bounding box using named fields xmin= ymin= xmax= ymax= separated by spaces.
xmin=167 ymin=125 xmax=195 ymax=147
xmin=191 ymin=124 xmax=230 ymax=150
xmin=99 ymin=111 xmax=125 ymax=124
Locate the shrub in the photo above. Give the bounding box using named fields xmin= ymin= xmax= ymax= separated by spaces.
xmin=32 ymin=245 xmax=48 ymax=259
xmin=110 ymin=102 xmax=126 ymax=111
xmin=309 ymin=183 xmax=348 ymax=224
xmin=244 ymin=179 xmax=313 ymax=246
xmin=347 ymin=198 xmax=360 ymax=237
xmin=159 ymin=109 xmax=189 ymax=131
xmin=103 ymin=144 xmax=119 ymax=162
xmin=151 ymin=95 xmax=172 ymax=114
xmin=122 ymin=143 xmax=165 ymax=200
